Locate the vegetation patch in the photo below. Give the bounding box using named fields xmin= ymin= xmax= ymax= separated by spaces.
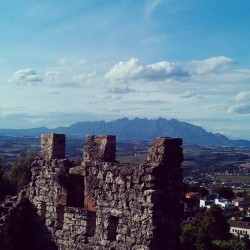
xmin=217 ymin=175 xmax=250 ymax=184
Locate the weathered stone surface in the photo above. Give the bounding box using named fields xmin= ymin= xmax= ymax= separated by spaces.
xmin=0 ymin=134 xmax=183 ymax=250
xmin=84 ymin=135 xmax=116 ymax=162
xmin=147 ymin=137 xmax=183 ymax=164
xmin=41 ymin=133 xmax=65 ymax=160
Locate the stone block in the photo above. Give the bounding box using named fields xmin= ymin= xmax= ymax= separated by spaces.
xmin=147 ymin=137 xmax=183 ymax=164
xmin=41 ymin=133 xmax=65 ymax=159
xmin=84 ymin=135 xmax=116 ymax=162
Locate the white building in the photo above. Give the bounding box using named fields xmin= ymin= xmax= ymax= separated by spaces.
xmin=215 ymin=198 xmax=235 ymax=210
xmin=232 ymin=197 xmax=249 ymax=207
xmin=199 ymin=199 xmax=214 ymax=208
xmin=230 ymin=219 xmax=250 ymax=238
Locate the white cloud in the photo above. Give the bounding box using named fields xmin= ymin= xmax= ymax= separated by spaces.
xmin=0 ymin=110 xmax=105 ymax=128
xmin=228 ymin=103 xmax=250 ymax=114
xmin=48 ymin=90 xmax=60 ymax=95
xmin=112 ymin=96 xmax=122 ymax=100
xmin=107 ymin=108 xmax=120 ymax=113
xmin=228 ymin=91 xmax=250 ymax=114
xmin=128 ymin=99 xmax=170 ymax=105
xmin=78 ymin=59 xmax=85 ymax=65
xmin=86 ymin=100 xmax=98 ymax=105
xmin=181 ymin=91 xmax=196 ymax=98
xmin=105 ymin=58 xmax=143 ymax=80
xmin=107 ymin=86 xmax=135 ymax=95
xmin=102 ymin=95 xmax=123 ymax=100
xmin=44 ymin=63 xmax=96 ymax=87
xmin=105 ymin=58 xmax=190 ymax=83
xmin=73 ymin=71 xmax=96 ymax=81
xmin=9 ymin=68 xmax=42 ymax=84
xmin=56 ymin=82 xmax=83 ymax=88
xmin=144 ymin=61 xmax=190 ymax=81
xmin=234 ymin=91 xmax=250 ymax=103
xmin=59 ymin=58 xmax=66 ymax=65
xmin=45 ymin=70 xmax=62 ymax=81
xmin=145 ymin=0 xmax=163 ymax=17
xmin=188 ymin=56 xmax=236 ymax=74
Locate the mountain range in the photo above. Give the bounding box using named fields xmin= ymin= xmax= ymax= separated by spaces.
xmin=0 ymin=117 xmax=249 ymax=147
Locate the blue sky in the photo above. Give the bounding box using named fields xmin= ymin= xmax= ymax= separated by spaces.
xmin=1 ymin=0 xmax=250 ymax=140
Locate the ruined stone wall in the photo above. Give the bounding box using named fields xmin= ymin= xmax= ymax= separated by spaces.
xmin=0 ymin=133 xmax=183 ymax=250
xmin=0 ymin=189 xmax=58 ymax=250
xmin=0 ymin=192 xmax=27 ymax=250
xmin=41 ymin=133 xmax=65 ymax=160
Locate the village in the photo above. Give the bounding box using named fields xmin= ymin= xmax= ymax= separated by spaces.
xmin=183 ymin=158 xmax=250 ymax=239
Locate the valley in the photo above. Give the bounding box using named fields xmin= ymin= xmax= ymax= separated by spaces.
xmin=1 ymin=135 xmax=250 ymax=193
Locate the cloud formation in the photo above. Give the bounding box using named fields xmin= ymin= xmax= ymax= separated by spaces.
xmin=73 ymin=71 xmax=96 ymax=82
xmin=78 ymin=59 xmax=85 ymax=65
xmin=48 ymin=90 xmax=60 ymax=95
xmin=228 ymin=103 xmax=250 ymax=114
xmin=107 ymin=86 xmax=135 ymax=95
xmin=181 ymin=91 xmax=196 ymax=98
xmin=188 ymin=56 xmax=236 ymax=74
xmin=129 ymin=100 xmax=169 ymax=105
xmin=145 ymin=0 xmax=163 ymax=17
xmin=59 ymin=58 xmax=66 ymax=65
xmin=234 ymin=91 xmax=250 ymax=103
xmin=56 ymin=82 xmax=83 ymax=88
xmin=105 ymin=58 xmax=191 ymax=83
xmin=45 ymin=70 xmax=62 ymax=81
xmin=0 ymin=110 xmax=105 ymax=128
xmin=9 ymin=68 xmax=42 ymax=84
xmin=43 ymin=64 xmax=97 ymax=88
xmin=228 ymin=91 xmax=250 ymax=114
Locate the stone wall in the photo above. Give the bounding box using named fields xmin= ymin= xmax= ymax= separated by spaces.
xmin=84 ymin=135 xmax=116 ymax=162
xmin=0 ymin=133 xmax=183 ymax=250
xmin=41 ymin=133 xmax=65 ymax=160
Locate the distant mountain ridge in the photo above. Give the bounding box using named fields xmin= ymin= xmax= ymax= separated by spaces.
xmin=0 ymin=117 xmax=249 ymax=147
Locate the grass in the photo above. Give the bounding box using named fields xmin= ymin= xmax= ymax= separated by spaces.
xmin=217 ymin=175 xmax=250 ymax=184
xmin=233 ymin=189 xmax=250 ymax=193
xmin=117 ymin=154 xmax=147 ymax=164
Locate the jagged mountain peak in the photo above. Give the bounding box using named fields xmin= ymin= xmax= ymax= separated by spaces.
xmin=0 ymin=117 xmax=249 ymax=147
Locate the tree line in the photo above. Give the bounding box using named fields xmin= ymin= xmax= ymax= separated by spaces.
xmin=0 ymin=151 xmax=36 ymax=201
xmin=181 ymin=204 xmax=250 ymax=249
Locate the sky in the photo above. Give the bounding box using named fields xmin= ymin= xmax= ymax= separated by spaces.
xmin=0 ymin=0 xmax=250 ymax=140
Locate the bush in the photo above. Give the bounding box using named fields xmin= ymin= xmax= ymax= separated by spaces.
xmin=9 ymin=151 xmax=37 ymax=193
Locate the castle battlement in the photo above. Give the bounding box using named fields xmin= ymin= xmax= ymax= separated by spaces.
xmin=0 ymin=133 xmax=183 ymax=250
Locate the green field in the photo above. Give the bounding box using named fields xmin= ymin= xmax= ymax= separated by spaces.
xmin=233 ymin=189 xmax=250 ymax=193
xmin=217 ymin=175 xmax=250 ymax=184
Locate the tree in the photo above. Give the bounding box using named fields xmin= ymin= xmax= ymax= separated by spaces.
xmin=0 ymin=155 xmax=14 ymax=201
xmin=212 ymin=239 xmax=248 ymax=250
xmin=9 ymin=151 xmax=37 ymax=193
xmin=237 ymin=191 xmax=250 ymax=203
xmin=0 ymin=154 xmax=4 ymax=177
xmin=181 ymin=223 xmax=204 ymax=250
xmin=212 ymin=186 xmax=234 ymax=200
xmin=198 ymin=187 xmax=209 ymax=198
xmin=201 ymin=205 xmax=231 ymax=241
xmin=181 ymin=205 xmax=231 ymax=250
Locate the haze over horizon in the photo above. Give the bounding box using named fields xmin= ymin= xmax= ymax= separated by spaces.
xmin=1 ymin=1 xmax=250 ymax=140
